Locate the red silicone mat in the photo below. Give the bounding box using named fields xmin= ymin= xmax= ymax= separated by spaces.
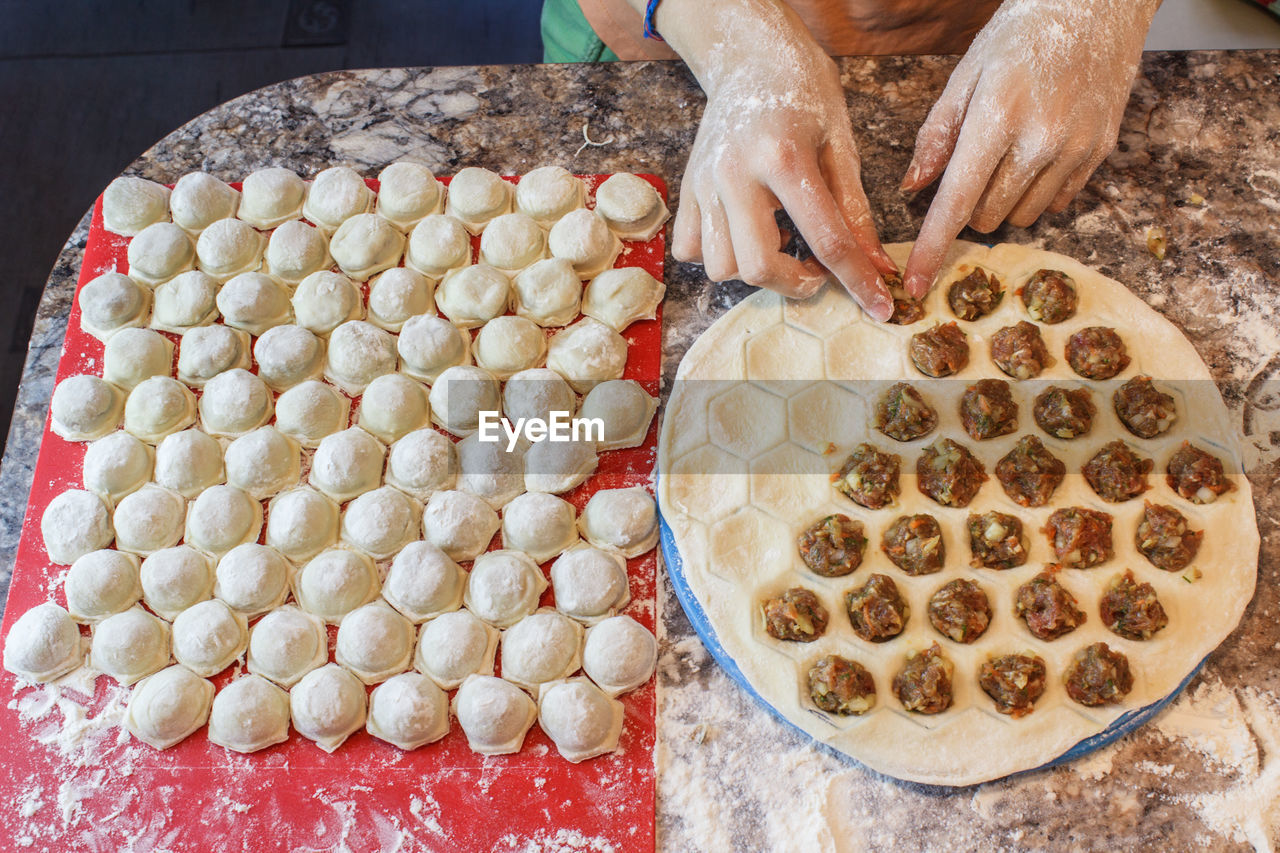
xmin=0 ymin=174 xmax=663 ymax=852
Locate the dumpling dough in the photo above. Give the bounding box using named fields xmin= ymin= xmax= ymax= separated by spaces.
xmin=367 ymin=671 xmax=449 ymax=750
xmin=453 ymin=674 xmax=537 ymax=755
xmin=463 ymin=549 xmax=547 ymax=628
xmin=303 ymin=166 xmax=373 ymax=233
xmin=176 ymin=325 xmax=251 ymax=387
xmin=89 ymin=607 xmax=170 ymax=686
xmin=382 ymin=541 xmax=465 ymax=622
xmin=546 ymin=318 xmax=628 ymax=393
xmin=414 ymin=611 xmax=498 ymax=689
xmin=340 ymin=486 xmax=421 ymax=560
xmin=368 ymin=267 xmax=433 ymax=332
xmin=170 ymin=172 xmax=239 ymax=234
xmin=579 ymin=487 xmax=659 ymax=557
xmin=64 ymin=548 xmax=142 ymax=623
xmin=247 ymin=604 xmax=328 ymax=687
xmin=524 ymin=437 xmax=598 ymax=495
xmin=548 ymin=209 xmax=620 ymax=279
xmin=309 ymin=427 xmax=385 ymax=503
xmin=82 ymin=430 xmax=154 ymax=500
xmin=292 ymin=270 xmax=363 ymax=335
xmin=422 ymin=490 xmax=501 ymax=562
xmin=510 ymin=258 xmax=583 ymax=328
xmin=151 ymin=270 xmax=219 ymax=333
xmin=478 ymin=212 xmax=546 ymax=272
xmin=103 ymin=176 xmax=170 ymax=236
xmin=500 ymin=609 xmax=583 ymax=691
xmin=503 ymin=368 xmax=576 ymax=426
xmin=265 ymin=487 xmax=340 ymax=563
xmin=290 ymin=663 xmax=367 ymax=752
xmin=274 ymin=380 xmax=350 ymax=448
xmin=128 ymin=222 xmax=195 ymax=286
xmin=435 ymin=264 xmax=510 ymax=329
xmin=406 ymin=214 xmax=472 ymax=280
xmin=578 ymin=379 xmax=657 ymax=450
xmin=335 ymin=601 xmax=415 ymax=684
xmin=428 ymin=365 xmax=500 ymax=436
xmin=357 ymin=373 xmax=430 ymax=443
xmin=385 ymin=428 xmax=458 ymax=501
xmin=293 ymin=548 xmax=380 ymax=624
xmin=455 ymin=433 xmax=525 ymax=509
xmin=582 ymin=267 xmax=665 ymax=332
xmin=198 ymin=368 xmax=273 ymax=438
xmin=51 ymin=374 xmax=124 ymax=441
xmin=330 ymin=213 xmax=405 ymax=281
xmin=124 ymin=376 xmax=197 ymax=443
xmin=325 ymin=320 xmax=397 ymax=394
xmin=264 ymin=219 xmax=331 ymax=286
xmin=238 ymin=166 xmax=307 ymax=229
xmin=537 ymin=677 xmax=624 ymax=762
xmin=125 ymin=664 xmax=214 ymax=749
xmin=253 ymin=324 xmax=326 ymax=390
xmin=171 ymin=598 xmax=248 ymax=677
xmin=224 ymin=426 xmax=301 ymax=499
xmin=153 ymin=428 xmax=224 ymax=498
xmin=397 ymin=314 xmax=471 ymax=383
xmin=196 ymin=218 xmax=263 ymax=281
xmin=42 ymin=489 xmax=113 ymax=565
xmin=216 ymin=272 xmax=292 ymax=335
xmin=79 ymin=272 xmax=150 ymax=341
xmin=3 ymin=603 xmax=82 ymax=683
xmin=515 ymin=166 xmax=585 ymax=226
xmin=473 ymin=315 xmax=547 ymax=380
xmin=112 ymin=484 xmax=187 ymax=556
xmin=103 ymin=327 xmax=173 ymax=390
xmin=550 ymin=546 xmax=630 ymax=624
xmin=207 ymin=673 xmax=290 ymax=753
xmin=581 ymin=614 xmax=656 ymax=697
xmin=140 ymin=546 xmax=214 ymax=620
xmin=593 ymin=173 xmax=670 ymax=241
xmin=214 ymin=543 xmax=292 ymax=619
xmin=446 ymin=167 xmax=513 ymax=234
xmin=501 ymin=492 xmax=578 ymax=563
xmin=376 ymin=161 xmax=444 ymax=230
xmin=184 ymin=485 xmax=263 ymax=557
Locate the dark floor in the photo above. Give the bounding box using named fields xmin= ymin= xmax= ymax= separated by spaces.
xmin=0 ymin=0 xmax=544 ymax=439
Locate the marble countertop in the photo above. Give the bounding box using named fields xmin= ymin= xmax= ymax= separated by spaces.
xmin=3 ymin=52 xmax=1279 ymax=850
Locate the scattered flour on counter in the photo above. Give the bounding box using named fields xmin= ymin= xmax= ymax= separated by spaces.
xmin=495 ymin=828 xmax=618 ymax=852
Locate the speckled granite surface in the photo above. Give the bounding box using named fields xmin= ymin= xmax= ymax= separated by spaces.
xmin=2 ymin=52 xmax=1278 ymax=850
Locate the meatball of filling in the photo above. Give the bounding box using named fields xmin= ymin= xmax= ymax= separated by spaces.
xmin=893 ymin=642 xmax=954 ymax=714
xmin=881 ymin=514 xmax=945 ymax=576
xmin=1033 ymin=385 xmax=1096 ymax=439
xmin=990 ymin=321 xmax=1052 ymax=380
xmin=917 ymin=438 xmax=987 ymax=507
xmin=1100 ymin=569 xmax=1169 ymax=641
xmin=1083 ymin=440 xmax=1153 ymax=503
xmin=1113 ymin=376 xmax=1177 ymax=439
xmin=1065 ymin=642 xmax=1133 ymax=707
xmin=927 ymin=579 xmax=991 ymax=643
xmin=1136 ymin=501 xmax=1203 ymax=572
xmin=884 ymin=271 xmax=925 ymax=325
xmin=844 ymin=573 xmax=909 ymax=642
xmin=1043 ymin=507 xmax=1114 ymax=568
xmin=968 ymin=511 xmax=1028 ymax=570
xmin=807 ymin=655 xmax=876 ymax=716
xmin=959 ymin=378 xmax=1019 ymax=441
xmin=996 ymin=435 xmax=1066 ymax=507
xmin=979 ymin=653 xmax=1048 ymax=718
xmin=1019 ymin=269 xmax=1078 ymax=324
xmin=909 ymin=322 xmax=969 ymax=378
xmin=1066 ymin=327 xmax=1131 ymax=380
xmin=875 ymin=382 xmax=938 ymax=442
xmin=1166 ymin=442 xmax=1234 ymax=504
xmin=797 ymin=514 xmax=867 ymax=578
xmin=1014 ymin=569 xmax=1087 ymax=640
xmin=762 ymin=588 xmax=828 ymax=642
xmin=947 ymin=268 xmax=1004 ymax=321
xmin=832 ymin=443 xmax=900 ymax=510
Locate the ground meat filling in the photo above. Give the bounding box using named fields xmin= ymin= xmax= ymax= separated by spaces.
xmin=967 ymin=511 xmax=1029 ymax=569
xmin=762 ymin=588 xmax=829 ymax=642
xmin=990 ymin=321 xmax=1053 ymax=380
xmin=909 ymin=322 xmax=969 ymax=378
xmin=875 ymin=382 xmax=938 ymax=442
xmin=1083 ymin=440 xmax=1153 ymax=503
xmin=1033 ymin=385 xmax=1096 ymax=439
xmin=1014 ymin=569 xmax=1087 ymax=640
xmin=995 ymin=435 xmax=1066 ymax=507
xmin=917 ymin=438 xmax=988 ymax=507
xmin=1113 ymin=376 xmax=1177 ymax=438
xmin=927 ymin=579 xmax=991 ymax=643
xmin=959 ymin=378 xmax=1019 ymax=440
xmin=832 ymin=443 xmax=900 ymax=510
xmin=797 ymin=514 xmax=867 ymax=578
xmin=888 ymin=297 xmax=925 ymax=325
xmin=1066 ymin=327 xmax=1131 ymax=380
xmin=1065 ymin=642 xmax=1133 ymax=706
xmin=1099 ymin=569 xmax=1169 ymax=640
xmin=881 ymin=514 xmax=945 ymax=576
xmin=807 ymin=655 xmax=876 ymax=715
xmin=1019 ymin=269 xmax=1078 ymax=324
xmin=1043 ymin=507 xmax=1114 ymax=568
xmin=845 ymin=573 xmax=909 ymax=643
xmin=1136 ymin=501 xmax=1203 ymax=571
xmin=1166 ymin=442 xmax=1235 ymax=504
xmin=979 ymin=654 xmax=1048 ymax=718
xmin=893 ymin=643 xmax=954 ymax=714
xmin=947 ymin=268 xmax=1004 ymax=320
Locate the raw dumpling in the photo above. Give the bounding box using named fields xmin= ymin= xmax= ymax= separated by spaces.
xmin=198 ymin=368 xmax=273 ymax=438
xmin=265 ymin=487 xmax=340 ymax=562
xmin=453 ymin=674 xmax=536 ymax=755
xmin=51 ymin=374 xmax=124 ymax=441
xmin=368 ymin=267 xmax=433 ymax=332
xmin=502 ymin=368 xmax=576 ymax=426
xmin=293 ymin=548 xmax=380 ymax=624
xmin=478 ymin=212 xmax=546 ymax=272
xmin=89 ymin=607 xmax=170 ymax=685
xmin=41 ymin=489 xmax=114 ymax=565
xmin=524 ymin=437 xmax=598 ymax=494
xmin=357 ymin=373 xmax=430 ymax=443
xmin=290 ymin=663 xmax=367 ymax=752
xmin=385 ymin=428 xmax=458 ymax=501
xmin=593 ymin=173 xmax=670 ymax=241
xmin=537 ymin=677 xmax=624 ymax=762
xmin=330 ymin=213 xmax=405 ymax=281
xmin=264 ymin=219 xmax=330 ymax=286
xmin=309 ymin=427 xmax=385 ymax=503
xmin=547 ymin=209 xmax=620 ymax=279
xmin=582 ymin=267 xmax=665 ymax=332
xmin=512 ymin=258 xmax=582 ymax=328
xmin=140 ymin=546 xmax=214 ymax=620
xmin=79 ymin=272 xmax=150 ymax=341
xmin=103 ymin=176 xmax=170 ymax=236
xmin=455 ymin=433 xmax=525 ymax=509
xmin=184 ymin=485 xmax=263 ymax=557
xmin=463 ymin=549 xmax=547 ymax=628
xmin=171 ymin=598 xmax=248 ymax=677
xmin=579 ymin=487 xmax=659 ymax=557
xmin=546 ymin=318 xmax=628 ymax=393
xmin=397 ymin=314 xmax=471 ymax=383
xmin=196 ymin=217 xmax=263 ymax=281
xmin=422 ymin=490 xmax=501 ymax=561
xmin=367 ymin=671 xmax=449 ymax=750
xmin=445 ymin=167 xmax=512 ymax=234
xmin=247 ymin=604 xmax=328 ymax=687
xmin=274 ymin=380 xmax=350 ymax=448
xmin=216 ymin=272 xmax=292 ymax=335
xmin=335 ymin=601 xmax=415 ymax=684
xmin=428 ymin=365 xmax=500 ymax=436
xmin=82 ymin=430 xmax=154 ymax=500
xmin=214 ymin=543 xmax=292 ymax=619
xmin=170 ymin=172 xmax=239 ymax=234
xmin=127 ymin=222 xmax=195 ymax=286
xmin=435 ymin=264 xmax=510 ymax=329
xmin=515 ymin=166 xmax=585 ymax=226
xmin=102 ymin=327 xmax=173 ymax=390
xmin=151 ymin=270 xmax=219 ymax=333
xmin=238 ymin=166 xmax=307 ymax=229
xmin=500 ymin=609 xmax=583 ymax=691
xmin=325 ymin=320 xmax=397 ymax=394
xmin=112 ymin=484 xmax=186 ymax=556
xmin=292 ymin=270 xmax=363 ymax=335
xmin=406 ymin=214 xmax=472 ymax=280
xmin=3 ymin=603 xmax=82 ymax=683
xmin=581 ymin=614 xmax=656 ymax=696
xmin=550 ymin=546 xmax=630 ymax=624
xmin=501 ymin=492 xmax=578 ymax=563
xmin=64 ymin=548 xmax=142 ymax=623
xmin=253 ymin=324 xmax=326 ymax=390
xmin=376 ymin=161 xmax=444 ymax=230
xmin=381 ymin=541 xmax=465 ymax=622
xmin=125 ymin=664 xmax=214 ymax=749
xmin=578 ymin=379 xmax=657 ymax=450
xmin=415 ymin=610 xmax=498 ymax=689
xmin=207 ymin=673 xmax=290 ymax=753
xmin=153 ymin=428 xmax=224 ymax=498
xmin=176 ymin=325 xmax=252 ymax=387
xmin=340 ymin=486 xmax=420 ymax=560
xmin=473 ymin=315 xmax=547 ymax=380
xmin=124 ymin=376 xmax=197 ymax=443
xmin=224 ymin=426 xmax=301 ymax=499
xmin=303 ymin=166 xmax=373 ymax=233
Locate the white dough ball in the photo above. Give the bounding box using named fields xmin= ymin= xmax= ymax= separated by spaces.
xmin=397 ymin=313 xmax=471 ymax=383
xmin=385 ymin=428 xmax=458 ymax=501
xmin=367 ymin=267 xmax=433 ymax=332
xmin=42 ymin=489 xmax=114 ymax=565
xmin=170 ymin=172 xmax=239 ymax=234
xmin=414 ymin=610 xmax=497 ymax=690
xmin=103 ymin=176 xmax=170 ymax=237
xmin=79 ymin=272 xmax=150 ymax=340
xmin=547 ymin=208 xmax=620 ymax=279
xmin=292 ymin=270 xmax=363 ymax=336
xmin=421 ymin=490 xmax=501 ymax=562
xmin=511 ymin=258 xmax=583 ymax=328
xmin=329 ymin=212 xmax=405 ymax=281
xmin=128 ymin=221 xmax=195 ymax=286
xmin=198 ymin=368 xmax=273 ymax=438
xmin=196 ymin=217 xmax=263 ymax=281
xmin=153 ymin=428 xmax=224 ymax=498
xmin=478 ymin=212 xmax=546 ymax=272
xmin=515 ymin=166 xmax=585 ymax=226
xmin=216 ymin=272 xmax=292 ymax=335
xmin=582 ymin=614 xmax=656 ymax=697
xmin=51 ymin=374 xmax=124 ymax=441
xmin=124 ymin=664 xmax=214 ymax=749
xmin=176 ymin=324 xmax=251 ymax=387
xmin=453 ymin=674 xmax=536 ymax=755
xmin=434 ymin=263 xmax=510 ymax=329
xmin=64 ymin=548 xmax=142 ymax=623
xmin=4 ymin=603 xmax=82 ymax=683
xmin=473 ymin=315 xmax=547 ymax=380
xmin=445 ymin=167 xmax=512 ymax=234
xmin=265 ymin=487 xmax=340 ymax=563
xmin=274 ymin=380 xmax=350 ymax=448
xmin=264 ymin=219 xmax=330 ymax=286
xmin=238 ymin=167 xmax=306 ymax=229
xmin=253 ymin=324 xmax=326 ymax=391
xmin=309 ymin=427 xmax=385 ymax=503
xmin=406 ymin=214 xmax=472 ymax=279
xmin=325 ymin=320 xmax=398 ymax=394
xmin=303 ymin=165 xmax=373 ymax=233
xmin=140 ymin=546 xmax=214 ymax=620
xmin=381 ymin=541 xmax=465 ymax=623
xmin=82 ymin=430 xmax=154 ymax=500
xmin=376 ymin=161 xmax=443 ymax=230
xmin=151 ymin=270 xmax=219 ymax=333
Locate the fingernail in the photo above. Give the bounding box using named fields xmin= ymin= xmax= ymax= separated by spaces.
xmin=900 ymin=163 xmax=920 ymax=192
xmin=905 ymin=272 xmax=930 ymax=299
xmin=867 ymin=286 xmax=894 ymax=322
